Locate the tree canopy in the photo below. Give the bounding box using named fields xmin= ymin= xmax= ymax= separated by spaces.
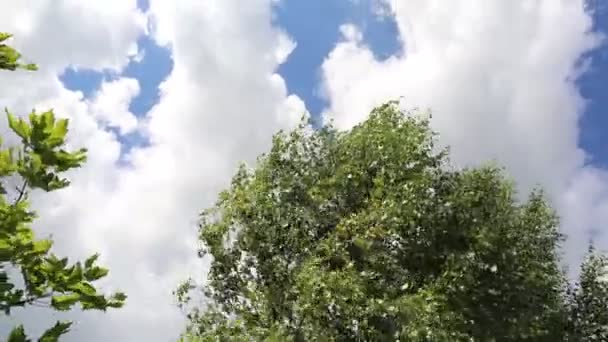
xmin=1 ymin=33 xmax=125 ymax=341
xmin=179 ymin=102 xmax=608 ymax=341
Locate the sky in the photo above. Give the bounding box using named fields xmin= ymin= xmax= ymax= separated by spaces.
xmin=0 ymin=0 xmax=607 ymax=340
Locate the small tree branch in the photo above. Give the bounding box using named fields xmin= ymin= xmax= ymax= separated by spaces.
xmin=4 ymin=292 xmax=53 ymax=309
xmin=13 ymin=179 xmax=27 ymax=205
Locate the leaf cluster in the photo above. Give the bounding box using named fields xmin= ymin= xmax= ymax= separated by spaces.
xmin=0 ymin=34 xmax=37 ymax=71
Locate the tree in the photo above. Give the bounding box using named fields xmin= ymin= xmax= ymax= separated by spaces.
xmin=179 ymin=101 xmax=608 ymax=341
xmin=1 ymin=33 xmax=126 ymax=341
xmin=566 ymin=245 xmax=608 ymax=340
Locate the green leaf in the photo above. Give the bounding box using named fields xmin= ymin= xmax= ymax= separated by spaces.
xmin=7 ymin=325 xmax=28 ymax=342
xmin=31 ymin=239 xmax=53 ymax=254
xmin=84 ymin=266 xmax=109 ymax=281
xmin=0 ymin=277 xmax=15 ymax=292
xmin=46 ymin=118 xmax=68 ymax=148
xmin=0 ymin=32 xmax=12 ymax=43
xmin=39 ymin=321 xmax=72 ymax=342
xmin=69 ymin=282 xmax=97 ymax=296
xmin=53 ymin=118 xmax=68 ymax=138
xmin=84 ymin=253 xmax=99 ymax=269
xmin=111 ymin=292 xmax=127 ymax=302
xmin=51 ymin=293 xmax=81 ymax=311
xmin=6 ymin=110 xmax=31 ymax=140
xmin=42 ymin=110 xmax=55 ymax=129
xmin=107 ymin=292 xmax=127 ymax=308
xmin=66 ymin=263 xmax=83 ymax=285
xmin=0 ymin=237 xmax=12 ymax=249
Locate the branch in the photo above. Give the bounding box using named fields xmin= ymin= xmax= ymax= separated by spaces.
xmin=4 ymin=292 xmax=53 ymax=309
xmin=13 ymin=179 xmax=27 ymax=205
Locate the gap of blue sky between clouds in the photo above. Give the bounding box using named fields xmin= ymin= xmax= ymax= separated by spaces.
xmin=275 ymin=0 xmax=402 ymax=122
xmin=578 ymin=0 xmax=608 ymax=168
xmin=59 ymin=0 xmax=607 ymax=167
xmin=60 ymin=33 xmax=173 ymax=156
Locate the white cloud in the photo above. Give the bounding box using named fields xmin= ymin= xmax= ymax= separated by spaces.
xmin=340 ymin=24 xmax=364 ymax=43
xmin=321 ymin=0 xmax=607 ymax=269
xmin=89 ymin=77 xmax=140 ymax=134
xmin=276 ymin=32 xmax=298 ymax=65
xmin=0 ymin=0 xmax=146 ymax=72
xmin=0 ymin=0 xmax=304 ymax=341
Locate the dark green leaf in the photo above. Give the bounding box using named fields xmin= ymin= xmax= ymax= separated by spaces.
xmin=7 ymin=325 xmax=28 ymax=342
xmin=38 ymin=321 xmax=72 ymax=342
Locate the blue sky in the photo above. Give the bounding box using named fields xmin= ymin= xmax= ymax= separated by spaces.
xmin=60 ymin=0 xmax=607 ymax=166
xmin=579 ymin=0 xmax=608 ymax=167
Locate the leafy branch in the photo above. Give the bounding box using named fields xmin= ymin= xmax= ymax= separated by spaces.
xmin=0 ymin=32 xmax=126 ymax=341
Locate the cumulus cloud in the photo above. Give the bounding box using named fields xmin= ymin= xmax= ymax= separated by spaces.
xmin=0 ymin=0 xmax=304 ymax=340
xmin=0 ymin=0 xmax=146 ymax=72
xmin=89 ymin=77 xmax=140 ymax=134
xmin=321 ymin=0 xmax=607 ymax=269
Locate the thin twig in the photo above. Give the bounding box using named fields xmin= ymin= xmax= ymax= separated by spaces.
xmin=13 ymin=179 xmax=27 ymax=205
xmin=8 ymin=292 xmax=53 ymax=307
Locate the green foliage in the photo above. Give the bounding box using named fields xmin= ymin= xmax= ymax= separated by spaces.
xmin=566 ymin=246 xmax=608 ymax=340
xmin=1 ymin=33 xmax=125 ymax=341
xmin=0 ymin=33 xmax=37 ymax=71
xmin=181 ymin=102 xmax=608 ymax=341
xmin=38 ymin=321 xmax=72 ymax=342
xmin=7 ymin=325 xmax=27 ymax=342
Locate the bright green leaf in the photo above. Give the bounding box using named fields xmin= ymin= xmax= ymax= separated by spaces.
xmin=51 ymin=293 xmax=81 ymax=311
xmin=6 ymin=110 xmax=30 ymax=140
xmin=31 ymin=239 xmax=52 ymax=254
